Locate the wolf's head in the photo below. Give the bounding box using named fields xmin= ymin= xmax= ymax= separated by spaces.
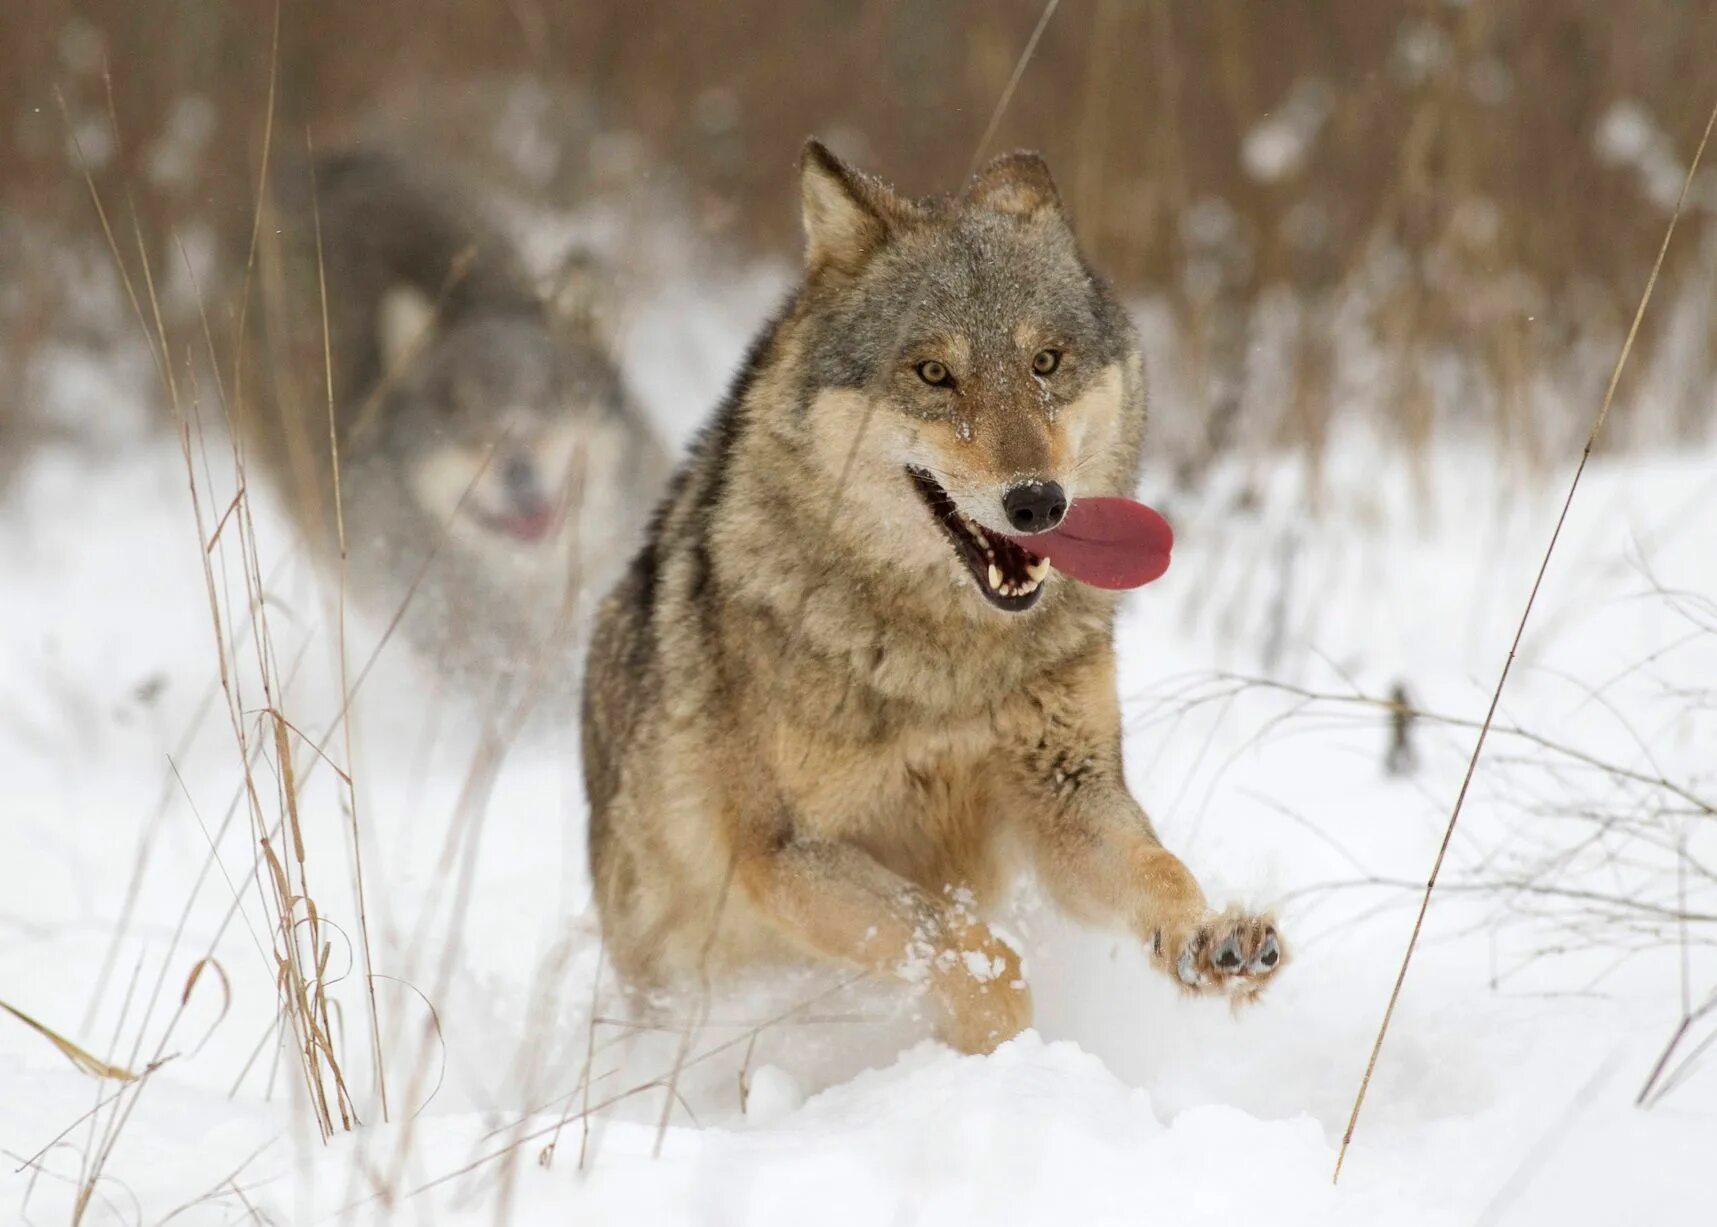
xmin=363 ymin=258 xmax=634 ymax=565
xmin=774 ymin=141 xmax=1145 ymax=616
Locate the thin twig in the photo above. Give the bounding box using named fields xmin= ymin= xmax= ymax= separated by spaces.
xmin=1332 ymin=95 xmax=1717 ymax=1183
xmin=636 ymin=19 xmax=1070 ymax=1134
xmin=307 ymin=127 xmax=390 ymax=1125
xmin=968 ymin=0 xmax=1063 ymax=176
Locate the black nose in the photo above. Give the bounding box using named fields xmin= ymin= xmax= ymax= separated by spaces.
xmin=1002 ymin=481 xmax=1067 ymax=533
xmin=502 ymin=455 xmax=538 ymax=499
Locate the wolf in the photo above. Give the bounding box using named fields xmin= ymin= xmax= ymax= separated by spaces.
xmin=250 ymin=149 xmax=670 ymax=699
xmin=582 ymin=141 xmax=1284 ymax=1053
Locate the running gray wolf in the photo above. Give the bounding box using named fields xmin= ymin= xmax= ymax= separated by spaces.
xmin=250 ymin=149 xmax=669 ymax=699
xmin=582 ymin=141 xmax=1283 ymax=1053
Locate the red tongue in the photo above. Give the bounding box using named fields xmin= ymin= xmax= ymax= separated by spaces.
xmin=487 ymin=504 xmax=557 ymax=542
xmin=1010 ymin=497 xmax=1173 ymax=590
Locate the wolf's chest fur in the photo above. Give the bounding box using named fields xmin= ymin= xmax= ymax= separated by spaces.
xmin=764 ymin=676 xmax=1048 ymax=901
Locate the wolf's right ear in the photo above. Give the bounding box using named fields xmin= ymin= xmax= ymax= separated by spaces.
xmin=965 ymin=151 xmax=1062 ymax=220
xmin=546 ymin=250 xmax=622 ymax=355
xmin=799 ymin=139 xmax=909 ymax=276
xmin=378 ymin=284 xmax=437 ymax=373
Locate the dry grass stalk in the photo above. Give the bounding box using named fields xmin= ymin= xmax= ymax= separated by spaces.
xmin=0 ymin=1001 xmax=138 ymax=1082
xmin=638 ymin=0 xmax=1071 ymax=1157
xmin=306 ymin=129 xmax=391 ymax=1126
xmin=41 ymin=23 xmax=390 ymax=1220
xmin=1334 ymin=92 xmax=1717 ymax=1174
xmin=17 ymin=4 xmax=1717 ymax=483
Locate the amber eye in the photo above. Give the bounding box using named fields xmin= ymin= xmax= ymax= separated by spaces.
xmin=917 ymin=359 xmax=953 ymax=387
xmin=1032 ymin=348 xmax=1061 ymax=376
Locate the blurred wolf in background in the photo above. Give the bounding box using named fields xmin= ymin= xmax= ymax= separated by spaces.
xmin=583 ymin=141 xmax=1284 ymax=1054
xmin=248 ymin=149 xmax=670 ymax=704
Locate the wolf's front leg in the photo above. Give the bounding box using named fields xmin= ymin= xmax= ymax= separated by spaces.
xmin=1027 ymin=774 xmax=1284 ymax=997
xmin=1004 ymin=654 xmax=1286 ymax=998
xmin=739 ymin=839 xmax=1031 ymax=1053
xmin=1025 ymin=768 xmax=1285 ymax=997
xmin=1002 ymin=648 xmax=1291 ymax=995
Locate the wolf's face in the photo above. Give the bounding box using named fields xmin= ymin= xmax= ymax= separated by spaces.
xmin=785 ymin=144 xmax=1142 ymax=615
xmin=373 ymin=299 xmax=628 ymax=566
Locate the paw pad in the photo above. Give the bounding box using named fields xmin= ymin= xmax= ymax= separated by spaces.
xmin=1158 ymin=910 xmax=1285 ymax=998
xmin=1214 ymin=935 xmax=1243 ymax=970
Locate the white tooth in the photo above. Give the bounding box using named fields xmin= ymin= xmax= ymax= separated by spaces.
xmin=1019 ymin=577 xmax=1039 ymax=594
xmin=988 ymin=563 xmax=1003 ymax=590
xmin=1026 ymin=556 xmax=1051 ymax=582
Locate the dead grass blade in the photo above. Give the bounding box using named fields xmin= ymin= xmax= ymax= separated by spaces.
xmin=643 ymin=0 xmax=1072 ymax=1152
xmin=306 ymin=131 xmax=391 ymax=1124
xmin=0 ymin=1001 xmax=137 ymax=1082
xmin=967 ymin=0 xmax=1062 ymax=175
xmin=1332 ymin=93 xmax=1717 ymax=1183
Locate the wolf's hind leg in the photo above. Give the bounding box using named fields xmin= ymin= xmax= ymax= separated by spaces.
xmin=739 ymin=839 xmax=1031 ymax=1054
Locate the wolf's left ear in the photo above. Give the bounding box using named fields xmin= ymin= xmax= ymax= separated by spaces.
xmin=964 ymin=151 xmax=1062 ymax=220
xmin=800 ymin=139 xmax=910 ymax=275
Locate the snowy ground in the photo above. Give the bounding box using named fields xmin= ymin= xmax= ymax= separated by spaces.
xmin=2 ymin=275 xmax=1715 ymax=1225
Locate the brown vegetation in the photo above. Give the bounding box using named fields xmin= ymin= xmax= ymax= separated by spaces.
xmin=6 ymin=2 xmax=1716 ymax=471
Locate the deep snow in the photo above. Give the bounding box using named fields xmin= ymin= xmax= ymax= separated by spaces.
xmin=2 ymin=272 xmax=1714 ymax=1225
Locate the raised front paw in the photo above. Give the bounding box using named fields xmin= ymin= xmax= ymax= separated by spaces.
xmin=1153 ymin=907 xmax=1284 ymax=1002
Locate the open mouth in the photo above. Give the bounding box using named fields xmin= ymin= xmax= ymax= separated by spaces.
xmin=470 ymin=501 xmax=558 ymax=543
xmin=907 ymin=468 xmax=1050 ymax=612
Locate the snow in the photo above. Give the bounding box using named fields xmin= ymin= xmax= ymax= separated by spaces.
xmin=1595 ymin=99 xmax=1717 ymax=214
xmin=1240 ymin=80 xmax=1331 ymax=184
xmin=2 ymin=272 xmax=1715 ymax=1225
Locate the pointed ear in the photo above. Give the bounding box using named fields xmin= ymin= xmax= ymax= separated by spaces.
xmin=964 ymin=151 xmax=1062 ymax=219
xmin=545 ymin=249 xmax=621 ymax=355
xmin=799 ymin=139 xmax=907 ymax=274
xmin=377 ymin=283 xmax=436 ymax=372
